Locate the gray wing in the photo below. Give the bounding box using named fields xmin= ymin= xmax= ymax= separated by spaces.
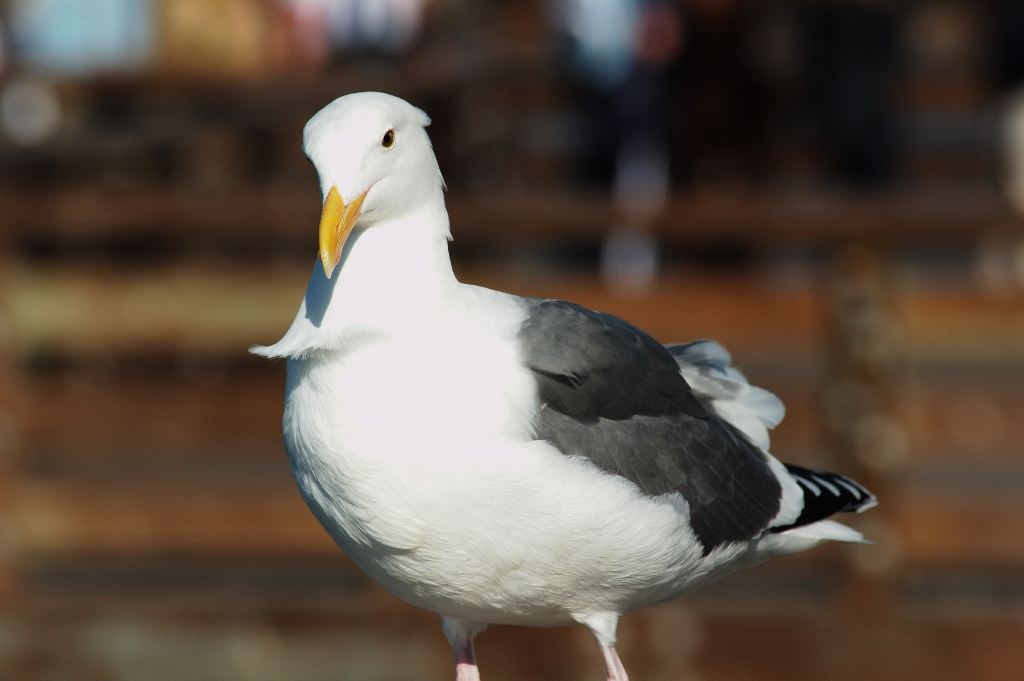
xmin=518 ymin=298 xmax=783 ymax=556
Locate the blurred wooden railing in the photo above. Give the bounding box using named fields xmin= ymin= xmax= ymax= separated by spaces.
xmin=3 ymin=266 xmax=1024 ymax=564
xmin=1 ymin=187 xmax=1023 ymax=679
xmin=0 ymin=184 xmax=1012 ymax=246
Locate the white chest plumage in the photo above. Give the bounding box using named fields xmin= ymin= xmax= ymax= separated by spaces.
xmin=278 ymin=292 xmax=728 ymax=625
xmin=281 ymin=305 xmax=533 ymax=541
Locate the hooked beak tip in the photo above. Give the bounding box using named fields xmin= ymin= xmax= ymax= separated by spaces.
xmin=318 ymin=186 xmax=367 ymax=279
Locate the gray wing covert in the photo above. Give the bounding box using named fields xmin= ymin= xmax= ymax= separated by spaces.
xmin=518 ymin=298 xmax=783 ymax=556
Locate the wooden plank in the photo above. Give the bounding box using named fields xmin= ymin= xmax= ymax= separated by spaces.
xmin=19 ymin=375 xmax=285 ymax=463
xmin=693 ymin=614 xmax=1024 ymax=681
xmin=3 ymin=266 xmax=823 ymax=361
xmin=8 ymin=472 xmax=1023 ymax=564
xmin=2 ymin=264 xmax=307 ymax=356
xmin=10 ymin=266 xmax=1024 ymax=466
xmin=4 ymin=270 xmax=1019 ymax=420
xmin=900 ymin=291 xmax=1024 ymax=365
xmin=10 ymin=481 xmax=335 ymax=556
xmin=0 ymin=611 xmax=454 ymax=681
xmin=901 ymin=385 xmax=1024 ymax=462
xmin=897 ymin=493 xmax=1024 ymax=566
xmin=0 ymin=185 xmax=1009 ymax=245
xmin=455 ymin=185 xmax=1010 ymax=247
xmin=7 ymin=262 xmax=1024 ymax=365
xmin=464 ymin=271 xmax=822 ymax=361
xmin=0 ymin=606 xmax=1016 ymax=681
xmin=0 ymin=601 xmax=1019 ymax=681
xmin=0 ymin=188 xmax=321 ymax=241
xmin=41 ymin=373 xmax=1018 ymax=480
xmin=19 ymin=357 xmax=1024 ymax=469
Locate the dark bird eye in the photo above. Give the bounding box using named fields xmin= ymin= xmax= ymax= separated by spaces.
xmin=382 ymin=129 xmax=395 ymax=148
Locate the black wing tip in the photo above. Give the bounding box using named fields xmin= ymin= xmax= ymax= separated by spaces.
xmin=771 ymin=464 xmax=877 ymax=533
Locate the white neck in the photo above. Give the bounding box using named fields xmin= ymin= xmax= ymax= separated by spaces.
xmin=253 ymin=200 xmax=458 ymax=359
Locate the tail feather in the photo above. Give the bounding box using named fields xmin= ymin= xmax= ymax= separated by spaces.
xmin=782 ymin=519 xmax=869 ymax=543
xmin=770 ymin=464 xmax=877 ymax=534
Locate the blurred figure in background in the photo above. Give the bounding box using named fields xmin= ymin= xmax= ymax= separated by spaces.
xmin=552 ymin=0 xmax=683 ymax=202
xmin=277 ymin=0 xmax=430 ymax=65
xmin=2 ymin=0 xmax=431 ymax=80
xmin=677 ymin=0 xmax=768 ymax=187
xmin=552 ymin=0 xmax=683 ymax=293
xmin=994 ymin=0 xmax=1024 ymax=90
xmin=804 ymin=0 xmax=897 ymax=187
xmin=997 ymin=1 xmax=1024 ymax=215
xmin=0 ymin=12 xmax=8 ymax=75
xmin=5 ymin=0 xmax=155 ymax=76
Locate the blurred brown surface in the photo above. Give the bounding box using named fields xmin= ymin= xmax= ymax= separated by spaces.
xmin=1 ymin=0 xmax=1024 ymax=680
xmin=2 ymin=259 xmax=1024 ymax=678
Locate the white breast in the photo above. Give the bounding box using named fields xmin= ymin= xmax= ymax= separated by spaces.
xmin=282 ymin=299 xmax=535 ymax=548
xmin=280 ymin=287 xmax=747 ymax=625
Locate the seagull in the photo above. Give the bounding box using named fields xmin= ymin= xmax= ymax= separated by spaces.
xmin=253 ymin=92 xmax=877 ymax=681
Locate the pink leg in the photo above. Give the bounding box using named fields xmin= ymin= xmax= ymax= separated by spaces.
xmin=600 ymin=644 xmax=630 ymax=681
xmin=575 ymin=612 xmax=629 ymax=681
xmin=454 ymin=637 xmax=481 ymax=681
xmin=441 ymin=616 xmax=487 ymax=681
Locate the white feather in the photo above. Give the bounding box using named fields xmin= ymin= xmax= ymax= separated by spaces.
xmin=785 ymin=519 xmax=867 ymax=543
xmin=670 ymin=340 xmax=785 ymax=451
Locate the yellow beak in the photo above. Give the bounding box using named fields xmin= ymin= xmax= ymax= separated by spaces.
xmin=318 ymin=186 xmax=368 ymax=278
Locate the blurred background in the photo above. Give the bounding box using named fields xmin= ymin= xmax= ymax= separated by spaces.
xmin=0 ymin=0 xmax=1022 ymax=679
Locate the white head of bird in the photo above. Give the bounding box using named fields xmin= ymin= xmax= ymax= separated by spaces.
xmin=304 ymin=91 xmax=450 ymax=278
xmin=254 ymin=92 xmax=456 ymax=359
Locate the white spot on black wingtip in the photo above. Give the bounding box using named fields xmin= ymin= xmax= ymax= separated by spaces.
xmin=811 ymin=474 xmax=840 ymax=496
xmin=856 ymin=496 xmax=879 ymax=513
xmin=835 ymin=477 xmax=865 ymax=499
xmin=792 ymin=474 xmax=821 ymax=496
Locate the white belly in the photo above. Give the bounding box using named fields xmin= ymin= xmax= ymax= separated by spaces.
xmin=281 ymin=331 xmax=745 ymax=625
